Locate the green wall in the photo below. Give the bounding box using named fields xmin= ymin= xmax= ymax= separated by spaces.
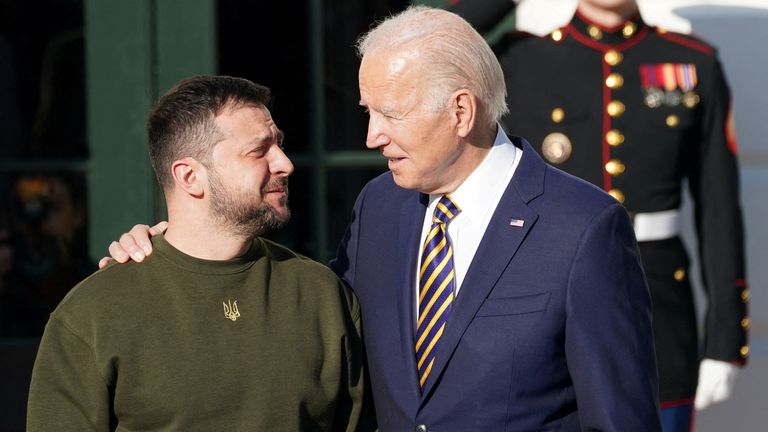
xmin=85 ymin=0 xmax=216 ymax=258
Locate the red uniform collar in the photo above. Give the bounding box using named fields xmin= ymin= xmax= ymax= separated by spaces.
xmin=565 ymin=8 xmax=647 ymax=48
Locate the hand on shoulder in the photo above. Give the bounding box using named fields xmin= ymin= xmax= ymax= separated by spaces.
xmin=97 ymin=221 xmax=168 ymax=268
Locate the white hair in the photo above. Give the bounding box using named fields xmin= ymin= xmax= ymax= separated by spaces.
xmin=356 ymin=5 xmax=508 ymax=126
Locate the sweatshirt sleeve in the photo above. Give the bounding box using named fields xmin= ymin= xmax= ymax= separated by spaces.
xmin=333 ymin=283 xmax=377 ymax=432
xmin=27 ymin=316 xmax=112 ymax=432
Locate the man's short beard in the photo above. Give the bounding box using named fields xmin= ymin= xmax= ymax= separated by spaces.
xmin=207 ymin=168 xmax=290 ymax=238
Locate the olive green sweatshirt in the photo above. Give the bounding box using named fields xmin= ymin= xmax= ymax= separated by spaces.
xmin=27 ymin=234 xmax=370 ymax=431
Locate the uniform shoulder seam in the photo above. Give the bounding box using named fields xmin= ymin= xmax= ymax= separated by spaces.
xmin=656 ymin=28 xmax=715 ymax=55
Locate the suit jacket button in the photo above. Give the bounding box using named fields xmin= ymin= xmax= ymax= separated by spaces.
xmin=415 ymin=425 xmax=428 ymax=432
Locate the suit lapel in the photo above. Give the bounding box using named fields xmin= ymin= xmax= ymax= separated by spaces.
xmin=419 ymin=138 xmax=546 ymax=399
xmin=397 ymin=192 xmax=429 ymax=398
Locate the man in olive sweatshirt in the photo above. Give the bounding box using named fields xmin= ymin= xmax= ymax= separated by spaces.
xmin=27 ymin=75 xmax=371 ymax=432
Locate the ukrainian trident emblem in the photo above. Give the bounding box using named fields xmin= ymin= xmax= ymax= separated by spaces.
xmin=223 ymin=299 xmax=241 ymax=322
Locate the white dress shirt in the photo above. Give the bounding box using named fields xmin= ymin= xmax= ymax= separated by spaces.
xmin=415 ymin=125 xmax=522 ymax=325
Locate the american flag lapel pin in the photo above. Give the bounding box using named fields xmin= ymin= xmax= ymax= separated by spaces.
xmin=509 ymin=218 xmax=525 ymax=227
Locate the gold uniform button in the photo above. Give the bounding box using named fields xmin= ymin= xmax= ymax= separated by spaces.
xmin=606 ymin=129 xmax=625 ymax=147
xmin=605 ymin=73 xmax=624 ymax=89
xmin=604 ymin=50 xmax=623 ymax=66
xmin=741 ymin=318 xmax=750 ymax=329
xmin=740 ymin=346 xmax=749 ymax=358
xmin=608 ymin=189 xmax=625 ymax=203
xmin=541 ymin=133 xmax=573 ymax=164
xmin=666 ymin=115 xmax=680 ymax=127
xmin=605 ymin=159 xmax=626 ymax=176
xmin=623 ymin=22 xmax=637 ymax=38
xmin=551 ymin=29 xmax=564 ymax=42
xmin=673 ymin=268 xmax=686 ymax=282
xmin=551 ymin=107 xmax=565 ymax=123
xmin=588 ymin=25 xmax=603 ymax=40
xmin=741 ymin=289 xmax=750 ymax=301
xmin=607 ymin=101 xmax=626 ymax=117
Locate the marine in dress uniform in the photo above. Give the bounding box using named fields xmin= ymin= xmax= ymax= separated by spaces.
xmin=451 ymin=0 xmax=749 ymax=429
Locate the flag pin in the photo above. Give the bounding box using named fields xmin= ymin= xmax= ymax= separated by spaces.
xmin=509 ymin=218 xmax=525 ymax=227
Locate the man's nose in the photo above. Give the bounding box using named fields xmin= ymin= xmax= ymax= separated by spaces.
xmin=365 ymin=117 xmax=390 ymax=149
xmin=270 ymin=146 xmax=294 ymax=176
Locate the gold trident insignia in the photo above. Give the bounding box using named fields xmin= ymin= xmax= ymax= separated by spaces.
xmin=223 ymin=299 xmax=240 ymax=322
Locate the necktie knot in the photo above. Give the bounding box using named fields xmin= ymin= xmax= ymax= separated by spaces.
xmin=433 ymin=195 xmax=461 ymax=225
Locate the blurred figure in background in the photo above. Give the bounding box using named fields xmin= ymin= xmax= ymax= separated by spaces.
xmin=450 ymin=0 xmax=749 ymax=430
xmin=0 ymin=174 xmax=94 ymax=337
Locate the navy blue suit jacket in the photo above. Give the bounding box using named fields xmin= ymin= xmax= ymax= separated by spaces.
xmin=331 ymin=137 xmax=661 ymax=431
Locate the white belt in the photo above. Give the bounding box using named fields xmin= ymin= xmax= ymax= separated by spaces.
xmin=633 ymin=209 xmax=681 ymax=242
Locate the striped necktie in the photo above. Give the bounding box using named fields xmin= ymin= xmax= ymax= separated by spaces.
xmin=415 ymin=194 xmax=461 ymax=389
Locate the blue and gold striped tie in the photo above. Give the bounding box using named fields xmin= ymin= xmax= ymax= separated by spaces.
xmin=415 ymin=194 xmax=460 ymax=388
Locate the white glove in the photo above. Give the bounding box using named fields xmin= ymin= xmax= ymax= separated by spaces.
xmin=694 ymin=358 xmax=739 ymax=410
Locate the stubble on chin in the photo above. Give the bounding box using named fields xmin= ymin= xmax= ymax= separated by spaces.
xmin=209 ymin=176 xmax=291 ymax=239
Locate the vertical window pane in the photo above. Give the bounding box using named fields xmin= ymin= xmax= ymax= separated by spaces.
xmin=1 ymin=0 xmax=90 ymax=340
xmin=1 ymin=1 xmax=88 ymax=430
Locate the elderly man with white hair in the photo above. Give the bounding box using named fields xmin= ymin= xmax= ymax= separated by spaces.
xmin=330 ymin=6 xmax=660 ymax=430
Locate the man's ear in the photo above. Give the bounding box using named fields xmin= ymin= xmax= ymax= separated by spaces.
xmin=451 ymin=89 xmax=477 ymax=138
xmin=170 ymin=157 xmax=205 ymax=198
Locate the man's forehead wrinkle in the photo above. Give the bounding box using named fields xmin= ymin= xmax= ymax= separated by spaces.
xmin=252 ymin=128 xmax=279 ymax=144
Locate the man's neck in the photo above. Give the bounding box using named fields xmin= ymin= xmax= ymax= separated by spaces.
xmin=426 ymin=124 xmax=497 ymax=196
xmin=164 ymin=214 xmax=253 ymax=261
xmin=577 ymin=1 xmax=639 ymax=28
